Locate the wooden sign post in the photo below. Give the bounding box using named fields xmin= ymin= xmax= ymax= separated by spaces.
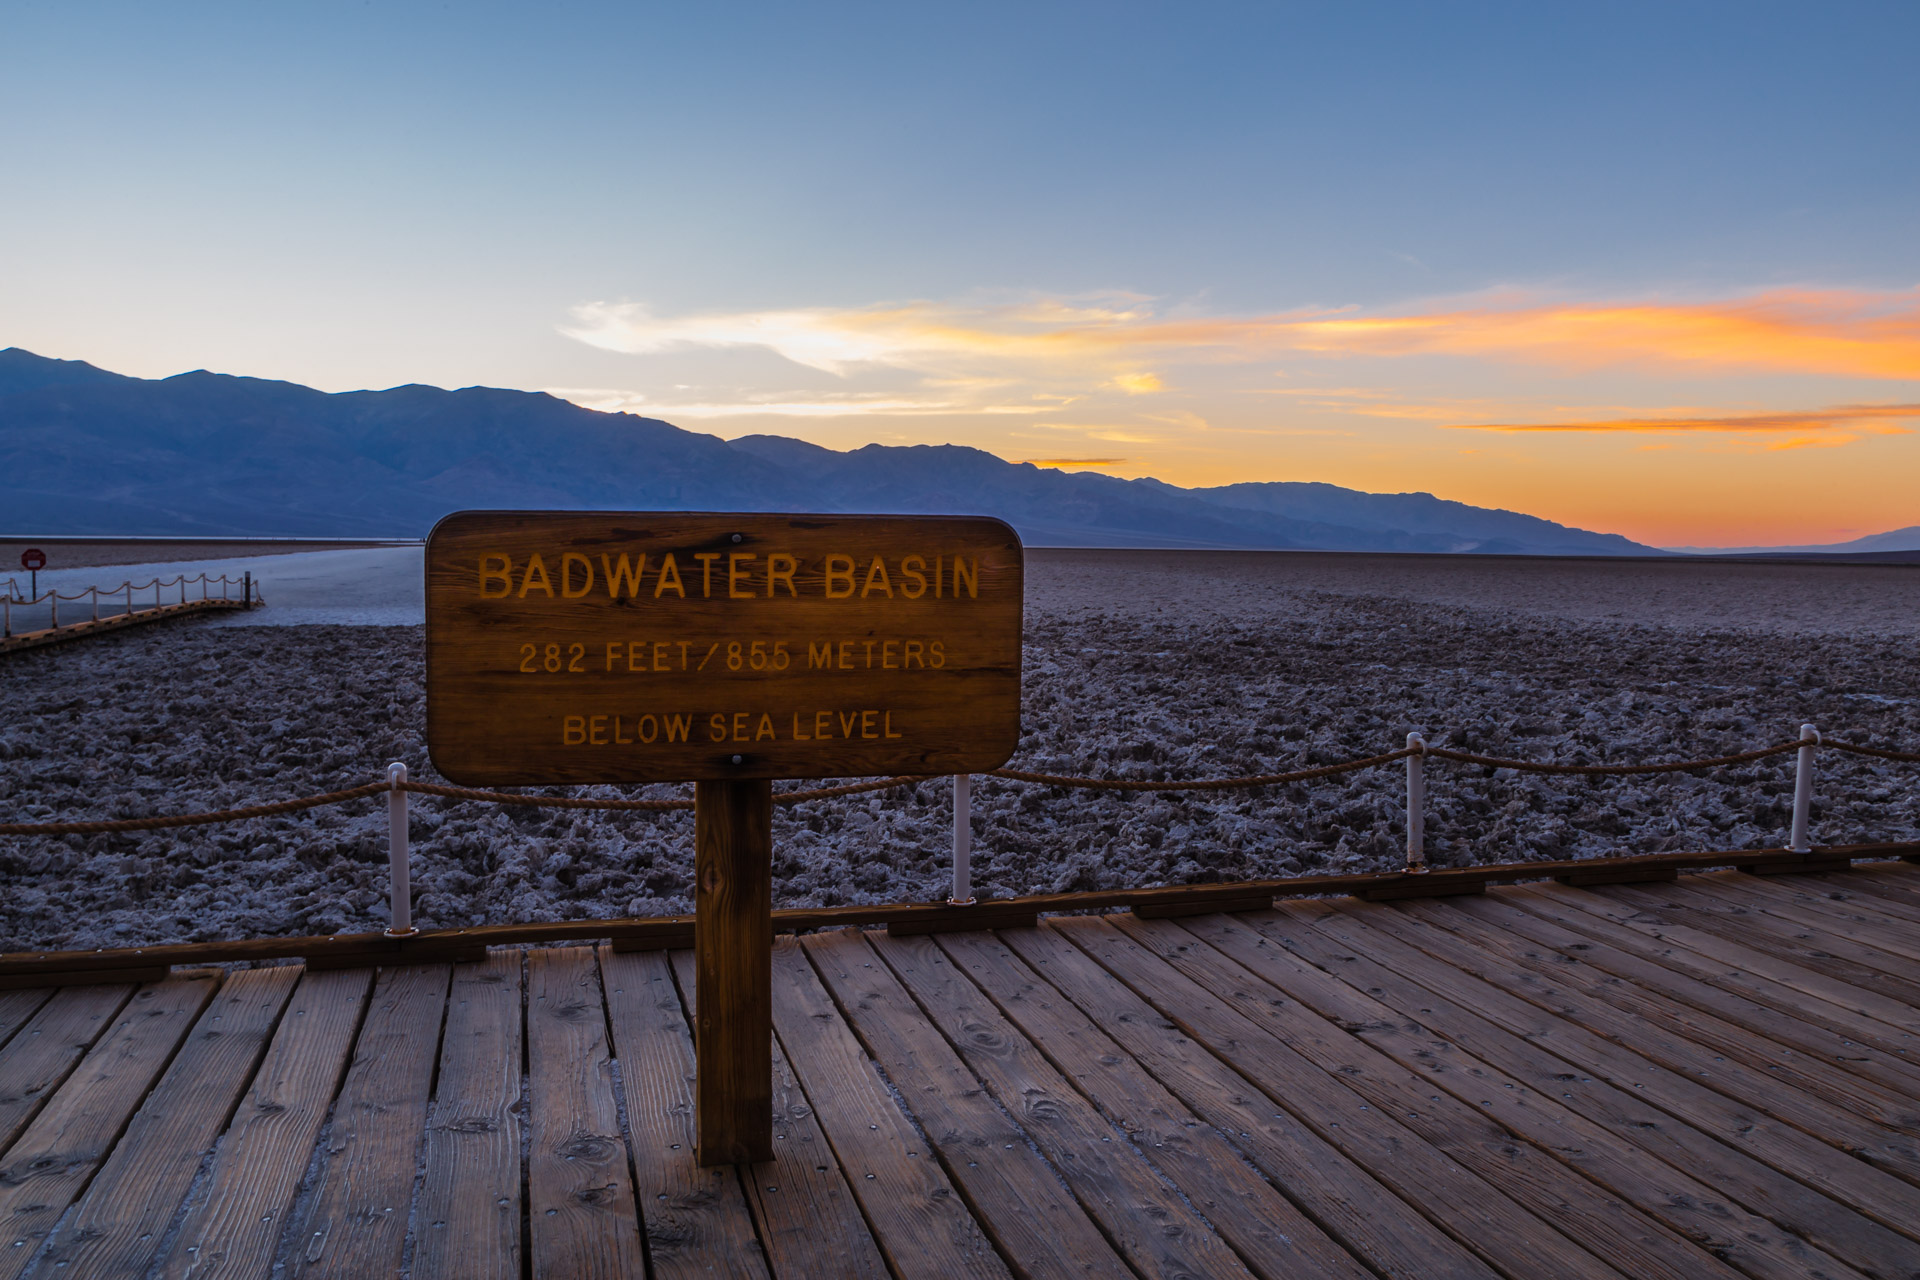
xmin=424 ymin=511 xmax=1023 ymax=1164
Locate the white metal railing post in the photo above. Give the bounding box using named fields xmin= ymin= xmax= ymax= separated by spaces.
xmin=385 ymin=762 xmax=417 ymax=936
xmin=1405 ymin=731 xmax=1427 ymax=872
xmin=949 ymin=774 xmax=975 ymax=906
xmin=1789 ymin=723 xmax=1821 ymax=854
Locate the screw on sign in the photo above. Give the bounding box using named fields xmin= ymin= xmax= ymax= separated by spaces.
xmin=20 ymin=548 xmax=44 ymax=599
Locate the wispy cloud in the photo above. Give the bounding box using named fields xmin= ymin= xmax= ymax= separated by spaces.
xmin=1449 ymin=402 xmax=1920 ymax=434
xmin=563 ymin=287 xmax=1920 ymax=381
xmin=1019 ymin=457 xmax=1127 ymax=467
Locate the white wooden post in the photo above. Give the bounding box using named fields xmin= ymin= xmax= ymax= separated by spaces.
xmin=124 ymin=583 xmax=133 ymax=616
xmin=1789 ymin=724 xmax=1820 ymax=854
xmin=385 ymin=762 xmax=416 ymax=936
xmin=1405 ymin=731 xmax=1427 ymax=872
xmin=91 ymin=587 xmax=99 ymax=621
xmin=949 ymin=774 xmax=975 ymax=905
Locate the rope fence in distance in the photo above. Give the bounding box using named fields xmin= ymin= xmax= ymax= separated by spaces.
xmin=2 ymin=727 xmax=1914 ymax=933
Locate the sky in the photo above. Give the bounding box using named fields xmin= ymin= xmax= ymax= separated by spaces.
xmin=3 ymin=0 xmax=1917 ymax=548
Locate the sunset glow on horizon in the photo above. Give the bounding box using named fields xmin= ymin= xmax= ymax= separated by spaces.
xmin=4 ymin=1 xmax=1915 ymax=549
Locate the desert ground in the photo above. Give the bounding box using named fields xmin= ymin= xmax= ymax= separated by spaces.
xmin=2 ymin=546 xmax=1916 ymax=952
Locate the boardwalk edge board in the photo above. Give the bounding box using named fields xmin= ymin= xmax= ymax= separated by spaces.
xmin=5 ymin=844 xmax=1915 ymax=984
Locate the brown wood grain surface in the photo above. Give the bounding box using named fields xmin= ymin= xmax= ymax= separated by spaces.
xmin=771 ymin=937 xmax=1015 ymax=1280
xmin=525 ymin=946 xmax=647 ymax=1279
xmin=666 ymin=947 xmax=891 ymax=1280
xmin=1610 ymin=882 xmax=1920 ymax=1021
xmin=31 ymin=966 xmax=300 ymax=1280
xmin=1520 ymin=882 xmax=1920 ymax=1047
xmin=1184 ymin=909 xmax=1863 ymax=1280
xmin=1052 ymin=916 xmax=1626 ymax=1280
xmin=996 ymin=924 xmax=1501 ymax=1280
xmin=0 ymin=975 xmax=215 ymax=1280
xmin=289 ymin=964 xmax=452 ymax=1279
xmin=414 ymin=952 xmax=524 ymax=1280
xmin=158 ymin=968 xmax=373 ymax=1280
xmin=1469 ymin=887 xmax=1920 ymax=1104
xmin=1105 ymin=911 xmax=1718 ymax=1280
xmin=600 ymin=945 xmax=769 ymax=1278
xmin=1276 ymin=896 xmax=1920 ymax=1278
xmin=694 ymin=778 xmax=773 ymax=1166
xmin=1405 ymin=896 xmax=1920 ymax=1145
xmin=0 ymin=984 xmax=136 ymax=1158
xmin=1301 ymin=899 xmax=1920 ymax=1268
xmin=866 ymin=929 xmax=1260 ymax=1280
xmin=932 ymin=930 xmax=1375 ymax=1280
xmin=425 ymin=510 xmax=1023 ymax=782
xmin=0 ymin=992 xmax=52 ymax=1056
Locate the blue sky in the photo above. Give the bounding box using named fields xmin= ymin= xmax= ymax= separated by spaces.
xmin=5 ymin=0 xmax=1918 ymax=544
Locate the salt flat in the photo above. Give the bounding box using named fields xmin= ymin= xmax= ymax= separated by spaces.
xmin=2 ymin=547 xmax=1916 ymax=951
xmin=16 ymin=543 xmax=1918 ymax=635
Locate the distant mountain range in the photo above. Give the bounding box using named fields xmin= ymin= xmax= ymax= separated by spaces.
xmin=0 ymin=346 xmax=1732 ymax=556
xmin=1669 ymin=527 xmax=1920 ymax=556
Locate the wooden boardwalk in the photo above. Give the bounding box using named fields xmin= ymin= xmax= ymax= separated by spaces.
xmin=2 ymin=863 xmax=1918 ymax=1279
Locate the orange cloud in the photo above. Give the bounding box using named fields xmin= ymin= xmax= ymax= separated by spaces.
xmin=1449 ymin=402 xmax=1920 ymax=434
xmin=565 ymin=288 xmax=1920 ymax=381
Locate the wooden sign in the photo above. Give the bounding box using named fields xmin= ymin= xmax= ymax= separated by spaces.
xmin=425 ymin=511 xmax=1024 ymax=783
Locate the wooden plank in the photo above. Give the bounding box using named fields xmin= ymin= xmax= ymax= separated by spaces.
xmin=599 ymin=946 xmax=770 ymax=1278
xmin=1131 ymin=891 xmax=1275 ymax=919
xmin=0 ymin=984 xmax=135 ymax=1158
xmin=861 ymin=929 xmax=1260 ymax=1280
xmin=0 ymin=974 xmax=215 ymax=1279
xmin=0 ymin=965 xmax=168 ymax=990
xmin=288 ymin=964 xmax=452 ymax=1278
xmin=1095 ymin=913 xmax=1706 ymax=1280
xmin=1313 ymin=897 xmax=1920 ymax=1248
xmin=997 ymin=923 xmax=1501 ymax=1280
xmin=28 ymin=966 xmax=301 ymax=1278
xmin=1612 ymin=881 xmax=1920 ymax=1018
xmin=1757 ymin=870 xmax=1920 ymax=927
xmin=934 ymin=929 xmax=1377 ymax=1280
xmin=695 ymin=777 xmax=774 ymax=1166
xmin=885 ymin=900 xmax=1038 ymax=935
xmin=525 ymin=946 xmax=647 ymax=1279
xmin=1845 ymin=863 xmax=1920 ymax=908
xmin=767 ymin=934 xmax=1023 ymax=1279
xmin=1248 ymin=901 xmax=1913 ymax=1280
xmin=9 ymin=850 xmax=1920 ymax=981
xmin=1052 ymin=915 xmax=1623 ymax=1280
xmin=0 ymin=991 xmax=51 ymax=1055
xmin=1470 ymin=887 xmax=1920 ymax=1103
xmin=1553 ymin=863 xmax=1678 ymax=887
xmin=1531 ymin=881 xmax=1920 ymax=1045
xmin=666 ymin=947 xmax=886 ymax=1280
xmin=1392 ymin=896 xmax=1920 ymax=1180
xmin=156 ymin=968 xmax=373 ymax=1280
xmin=1180 ymin=908 xmax=1868 ymax=1280
xmin=1692 ymin=870 xmax=1920 ymax=969
xmin=1355 ymin=874 xmax=1485 ymax=902
xmin=414 ymin=951 xmax=524 ymax=1280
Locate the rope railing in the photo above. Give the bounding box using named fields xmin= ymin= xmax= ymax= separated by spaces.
xmin=1 ymin=728 xmax=1912 ymax=933
xmin=3 ymin=572 xmax=256 ymax=637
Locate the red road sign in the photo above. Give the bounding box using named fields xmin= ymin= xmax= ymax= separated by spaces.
xmin=19 ymin=549 xmax=45 ymax=571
